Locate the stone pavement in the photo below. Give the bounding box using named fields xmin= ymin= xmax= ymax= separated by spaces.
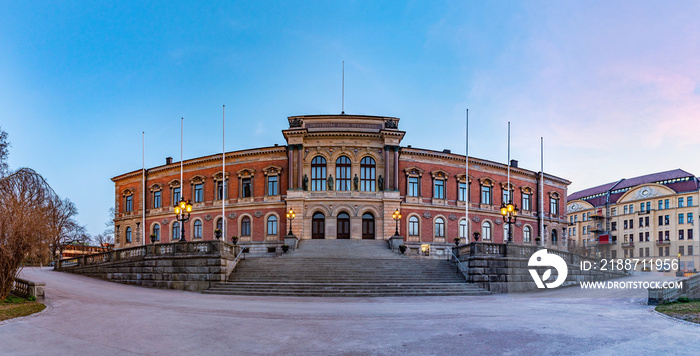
xmin=1 ymin=268 xmax=698 ymax=355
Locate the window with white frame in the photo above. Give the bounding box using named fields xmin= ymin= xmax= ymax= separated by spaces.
xmin=482 ymin=221 xmax=492 ymax=240
xmin=193 ymin=220 xmax=202 ymax=239
xmin=434 ymin=218 xmax=445 ymax=238
xmin=267 ymin=215 xmax=277 ymax=235
xmin=409 ymin=216 xmax=420 ymax=236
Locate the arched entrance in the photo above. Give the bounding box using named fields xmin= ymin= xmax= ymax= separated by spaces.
xmin=337 ymin=212 xmax=350 ymax=239
xmin=362 ymin=213 xmax=375 ymax=239
xmin=312 ymin=212 xmax=325 ymax=239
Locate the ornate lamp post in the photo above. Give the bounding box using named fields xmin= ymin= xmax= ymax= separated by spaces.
xmin=500 ymin=199 xmax=518 ymax=243
xmin=286 ymin=208 xmax=296 ymax=235
xmin=392 ymin=209 xmax=401 ymax=236
xmin=173 ymin=198 xmax=193 ymax=242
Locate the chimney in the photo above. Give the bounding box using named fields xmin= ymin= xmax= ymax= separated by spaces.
xmin=510 ymin=159 xmax=518 ymax=168
xmin=443 ymin=149 xmax=451 ymax=154
xmin=166 ymin=157 xmax=173 ymax=165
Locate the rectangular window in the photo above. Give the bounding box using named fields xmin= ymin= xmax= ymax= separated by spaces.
xmin=173 ymin=187 xmax=181 ymax=204
xmin=434 ymin=179 xmax=445 ymax=199
xmin=658 ymin=216 xmax=663 ymax=226
xmin=574 ymin=215 xmax=578 ymax=223
xmin=125 ymin=195 xmax=133 ymax=212
xmin=659 ymin=247 xmax=663 ymax=257
xmin=658 ymin=231 xmax=663 ymax=241
xmin=639 ymin=232 xmax=643 ymax=242
xmin=689 ymin=229 xmax=694 ymax=240
xmin=640 ymin=202 xmax=645 ymax=212
xmin=679 ymin=197 xmax=684 ymax=208
xmin=458 ymin=182 xmax=467 ymax=201
xmin=665 ymin=230 xmax=670 ymax=240
xmin=583 ymin=226 xmax=587 ymax=234
xmin=689 ymin=245 xmax=694 ymax=256
xmin=630 ymin=249 xmax=634 ymax=258
xmin=665 ymin=247 xmax=669 ymax=257
xmin=267 ymin=176 xmax=278 ymax=196
xmin=573 ymin=227 xmax=576 ymax=235
xmin=646 ymin=202 xmax=651 ymax=212
xmin=550 ymin=198 xmax=559 ymax=215
xmin=629 ymin=204 xmax=634 ymax=214
xmin=481 ymin=186 xmax=492 ymax=205
xmin=679 ymin=214 xmax=684 ymax=224
xmin=688 ymin=197 xmax=694 ymax=206
xmin=658 ymin=200 xmax=663 ymax=210
xmin=624 ymin=206 xmax=628 ymax=215
xmin=624 ymin=220 xmax=628 ymax=229
xmin=679 ymin=230 xmax=685 ymax=240
xmin=522 ymin=194 xmax=531 ymax=211
xmin=408 ymin=177 xmax=420 ymax=197
xmin=630 ymin=219 xmax=633 ymax=229
xmin=645 ymin=232 xmax=649 ymax=241
xmin=645 ymin=247 xmax=649 ymax=257
xmin=639 ymin=248 xmax=643 ymax=257
xmin=611 ymin=208 xmax=617 ymax=216
xmin=664 ymin=215 xmax=670 ymax=225
xmin=688 ymin=213 xmax=694 ymax=225
xmin=153 ymin=191 xmax=161 ymax=208
xmin=679 ymin=246 xmax=684 ymax=256
xmin=664 ymin=199 xmax=670 ymax=209
xmin=503 ymin=189 xmax=511 ymax=204
xmin=194 ymin=183 xmax=203 ymax=203
xmin=645 ymin=216 xmax=649 ymax=227
xmin=624 ymin=249 xmax=628 ymax=258
xmin=639 ymin=217 xmax=643 ymax=228
xmin=611 ymin=222 xmax=617 ymax=231
xmin=242 ymin=178 xmax=252 ymax=198
xmin=611 ymin=250 xmax=617 ymax=259
xmin=217 ymin=181 xmax=225 ymax=200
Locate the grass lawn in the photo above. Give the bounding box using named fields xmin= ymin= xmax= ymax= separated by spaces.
xmin=0 ymin=295 xmax=46 ymax=322
xmin=655 ymin=300 xmax=700 ymax=324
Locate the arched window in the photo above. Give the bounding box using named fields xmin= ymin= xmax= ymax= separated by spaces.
xmin=434 ymin=218 xmax=445 ymax=238
xmin=335 ymin=156 xmax=351 ymax=191
xmin=459 ymin=220 xmax=467 ymax=239
xmin=409 ymin=216 xmax=420 ymax=236
xmin=551 ymin=229 xmax=558 ymax=245
xmin=125 ymin=227 xmax=132 ymax=243
xmin=524 ymin=226 xmax=532 ymax=243
xmin=360 ymin=157 xmax=376 ymax=191
xmin=216 ymin=218 xmax=223 ymax=231
xmin=172 ymin=222 xmax=180 ymax=242
xmin=193 ymin=220 xmax=202 ymax=239
xmin=311 ymin=156 xmax=327 ymax=191
xmin=241 ymin=216 xmax=251 ymax=236
xmin=362 ymin=212 xmax=375 ymax=239
xmin=267 ymin=215 xmax=277 ymax=235
xmin=153 ymin=224 xmax=160 ymax=242
xmin=482 ymin=221 xmax=492 ymax=240
xmin=503 ymin=224 xmax=510 ymax=242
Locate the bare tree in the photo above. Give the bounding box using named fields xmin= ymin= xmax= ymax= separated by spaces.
xmin=45 ymin=196 xmax=79 ymax=261
xmin=0 ymin=168 xmax=57 ymax=300
xmin=0 ymin=127 xmax=9 ymax=177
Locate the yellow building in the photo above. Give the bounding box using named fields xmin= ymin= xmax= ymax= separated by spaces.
xmin=567 ymin=169 xmax=698 ymax=272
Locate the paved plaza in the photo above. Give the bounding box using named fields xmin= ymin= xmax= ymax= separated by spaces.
xmin=1 ymin=268 xmax=698 ymax=355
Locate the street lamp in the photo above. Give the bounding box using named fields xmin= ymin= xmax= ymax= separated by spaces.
xmin=173 ymin=198 xmax=193 ymax=242
xmin=500 ymin=199 xmax=519 ymax=243
xmin=286 ymin=208 xmax=295 ymax=235
xmin=392 ymin=209 xmax=401 ymax=236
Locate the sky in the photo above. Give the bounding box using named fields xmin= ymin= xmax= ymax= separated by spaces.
xmin=1 ymin=1 xmax=699 ymax=237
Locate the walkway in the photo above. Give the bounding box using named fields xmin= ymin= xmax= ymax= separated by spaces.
xmin=1 ymin=268 xmax=698 ymax=355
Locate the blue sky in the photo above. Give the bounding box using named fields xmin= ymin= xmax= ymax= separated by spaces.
xmin=2 ymin=1 xmax=699 ymax=236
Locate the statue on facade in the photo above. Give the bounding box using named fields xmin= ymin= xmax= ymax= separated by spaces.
xmin=384 ymin=119 xmax=398 ymax=129
xmin=289 ymin=118 xmax=303 ymax=128
xmin=378 ymin=175 xmax=384 ymax=191
xmin=303 ymin=174 xmax=309 ymax=191
xmin=353 ymin=174 xmax=359 ymax=191
xmin=327 ymin=174 xmax=334 ymax=190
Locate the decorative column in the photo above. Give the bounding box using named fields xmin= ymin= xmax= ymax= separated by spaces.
xmin=393 ymin=146 xmax=399 ymax=191
xmin=288 ymin=146 xmax=294 ymax=190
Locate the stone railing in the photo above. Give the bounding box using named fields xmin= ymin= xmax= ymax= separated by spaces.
xmin=648 ymin=272 xmax=700 ymax=305
xmin=456 ymin=242 xmax=595 ymax=265
xmin=56 ymin=240 xmax=237 ymax=270
xmin=12 ymin=277 xmax=45 ymax=300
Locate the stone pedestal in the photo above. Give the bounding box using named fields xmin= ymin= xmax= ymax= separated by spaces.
xmin=389 ymin=234 xmax=404 ymax=251
xmin=284 ymin=234 xmax=299 ymax=250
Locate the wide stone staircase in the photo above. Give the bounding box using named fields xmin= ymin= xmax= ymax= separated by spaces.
xmin=204 ymin=239 xmax=489 ymax=297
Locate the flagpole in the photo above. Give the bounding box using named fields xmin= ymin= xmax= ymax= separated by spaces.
xmin=142 ymin=131 xmax=146 ymax=246
xmin=465 ymin=109 xmax=469 ymax=242
xmin=222 ymin=105 xmax=226 ymax=241
xmin=540 ymin=137 xmax=544 ymax=244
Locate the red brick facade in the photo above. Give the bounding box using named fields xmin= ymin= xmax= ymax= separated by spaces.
xmin=113 ymin=114 xmax=570 ymax=253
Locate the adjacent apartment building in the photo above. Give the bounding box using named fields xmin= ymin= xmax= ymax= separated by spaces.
xmin=567 ymin=169 xmax=699 ymax=272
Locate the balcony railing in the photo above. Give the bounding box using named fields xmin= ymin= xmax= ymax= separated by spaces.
xmin=656 ymin=239 xmax=671 ymax=246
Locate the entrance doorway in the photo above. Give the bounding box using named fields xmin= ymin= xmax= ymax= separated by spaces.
xmin=312 ymin=212 xmax=325 ymax=239
xmin=362 ymin=213 xmax=375 ymax=239
xmin=337 ymin=212 xmax=350 ymax=239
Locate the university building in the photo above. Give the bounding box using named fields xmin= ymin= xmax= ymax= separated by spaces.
xmin=567 ymin=169 xmax=699 ymax=272
xmin=112 ymin=114 xmax=570 ymax=256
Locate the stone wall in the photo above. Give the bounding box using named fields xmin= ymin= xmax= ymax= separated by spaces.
xmin=648 ymin=272 xmax=700 ymax=304
xmin=453 ymin=242 xmax=627 ymax=293
xmin=57 ymin=241 xmax=241 ymax=292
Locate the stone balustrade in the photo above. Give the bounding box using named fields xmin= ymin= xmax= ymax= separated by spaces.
xmin=12 ymin=277 xmax=45 ymax=300
xmin=56 ymin=240 xmax=242 ymax=291
xmin=648 ymin=272 xmax=700 ymax=304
